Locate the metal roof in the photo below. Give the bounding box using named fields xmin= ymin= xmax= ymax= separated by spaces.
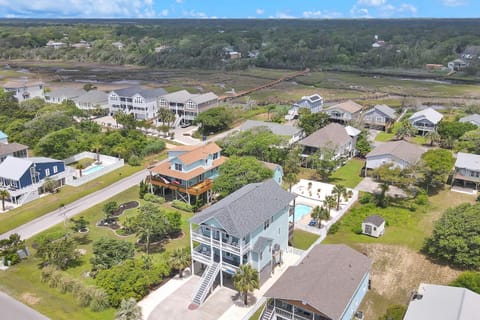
xmin=241 ymin=120 xmax=303 ymax=137
xmin=0 ymin=157 xmax=32 ymax=181
xmin=111 ymin=86 xmax=166 ymax=99
xmin=75 ymin=90 xmax=109 ymax=104
xmin=364 ymin=104 xmax=397 ymax=119
xmin=459 ymin=114 xmax=480 ymax=126
xmin=455 ymin=152 xmax=480 ymax=171
xmin=46 ymin=87 xmax=86 ymax=99
xmin=189 ymin=179 xmax=295 ymax=238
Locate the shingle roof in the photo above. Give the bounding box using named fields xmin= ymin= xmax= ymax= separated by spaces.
xmin=189 ymin=179 xmax=295 ymax=238
xmin=0 ymin=142 xmax=28 ymax=156
xmin=366 ymin=140 xmax=425 ymax=165
xmin=47 ymin=87 xmax=86 ymax=99
xmin=240 ymin=120 xmax=303 ymax=137
xmin=176 ymin=143 xmax=222 ymax=165
xmin=409 ymin=107 xmax=443 ymax=125
xmin=190 ymin=92 xmax=218 ymax=104
xmin=327 ymin=100 xmax=363 ymax=114
xmin=455 ymin=152 xmax=480 ymax=171
xmin=0 ymin=156 xmax=32 ymax=181
xmin=364 ymin=104 xmax=397 ymax=119
xmin=363 ymin=215 xmax=385 ymax=227
xmin=459 ymin=114 xmax=480 ymax=126
xmin=265 ymin=244 xmax=371 ymax=320
xmin=298 ymin=123 xmax=351 ymax=149
xmin=3 ymin=80 xmax=44 ymax=89
xmin=75 ymin=90 xmax=109 ymax=104
xmin=161 ymin=90 xmax=194 ymax=102
xmin=404 ymin=283 xmax=480 ymax=320
xmin=252 ymin=236 xmax=273 ymax=253
xmin=111 ymin=86 xmax=166 ymax=99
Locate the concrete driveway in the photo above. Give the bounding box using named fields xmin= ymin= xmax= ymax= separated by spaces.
xmin=355 ymin=177 xmax=407 ymax=198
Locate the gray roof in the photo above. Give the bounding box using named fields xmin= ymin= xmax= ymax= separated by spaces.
xmin=409 ymin=107 xmax=443 ymax=125
xmin=366 ymin=140 xmax=425 ymax=165
xmin=0 ymin=142 xmax=28 ymax=157
xmin=111 ymin=86 xmax=166 ymax=99
xmin=404 ymin=283 xmax=480 ymax=320
xmin=455 ymin=152 xmax=480 ymax=171
xmin=161 ymin=90 xmax=194 ymax=102
xmin=363 ymin=215 xmax=385 ymax=227
xmin=75 ymin=90 xmax=109 ymax=104
xmin=265 ymin=244 xmax=372 ymax=319
xmin=29 ymin=157 xmax=62 ymax=164
xmin=0 ymin=156 xmax=32 ymax=181
xmin=327 ymin=100 xmax=363 ymax=114
xmin=459 ymin=114 xmax=480 ymax=126
xmin=189 ymin=179 xmax=295 ymax=238
xmin=365 ymin=104 xmax=397 ymax=119
xmin=298 ymin=123 xmax=351 ymax=149
xmin=191 ymin=92 xmax=218 ymax=104
xmin=252 ymin=236 xmax=273 ymax=253
xmin=46 ymin=87 xmax=86 ymax=99
xmin=241 ymin=120 xmax=303 ymax=137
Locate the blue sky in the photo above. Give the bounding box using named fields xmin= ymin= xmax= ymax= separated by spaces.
xmin=0 ymin=0 xmax=477 ymax=19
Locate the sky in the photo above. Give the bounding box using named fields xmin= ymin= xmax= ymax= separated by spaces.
xmin=0 ymin=0 xmax=478 ymax=19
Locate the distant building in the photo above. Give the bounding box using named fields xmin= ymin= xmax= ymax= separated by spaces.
xmin=2 ymin=79 xmax=44 ymax=102
xmin=45 ymin=87 xmax=86 ymax=104
xmin=112 ymin=42 xmax=124 ymax=50
xmin=325 ymin=100 xmax=363 ymax=124
xmin=372 ymin=40 xmax=386 ymax=48
xmin=452 ymin=152 xmax=480 ymax=191
xmin=71 ymin=40 xmax=91 ymax=49
xmin=459 ymin=114 xmax=480 ymax=127
xmin=240 ymin=120 xmax=304 ymax=145
xmin=0 ymin=131 xmax=28 ymax=163
xmin=404 ymin=283 xmax=480 ymax=320
xmin=74 ymin=90 xmax=109 ymax=111
xmin=108 ymin=86 xmax=167 ymax=120
xmin=365 ymin=140 xmax=425 ymax=173
xmin=285 ymin=94 xmax=324 ymax=120
xmin=362 ymin=104 xmax=397 ymax=131
xmin=46 ymin=40 xmax=66 ymax=49
xmin=448 ymin=59 xmax=468 ymax=71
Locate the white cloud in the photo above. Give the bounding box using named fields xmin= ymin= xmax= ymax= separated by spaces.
xmin=275 ymin=12 xmax=296 ymax=19
xmin=303 ymin=10 xmax=323 ymax=18
xmin=398 ymin=3 xmax=417 ymax=14
xmin=350 ymin=5 xmax=371 ymax=18
xmin=303 ymin=10 xmax=343 ymax=19
xmin=182 ymin=9 xmax=208 ymax=18
xmin=442 ymin=0 xmax=467 ymax=6
xmin=161 ymin=9 xmax=169 ymax=16
xmin=256 ymin=8 xmax=264 ymax=15
xmin=176 ymin=0 xmax=183 ymax=3
xmin=358 ymin=0 xmax=386 ymax=7
xmin=0 ymin=0 xmax=157 ymax=18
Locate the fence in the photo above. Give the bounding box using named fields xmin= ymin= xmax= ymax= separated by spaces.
xmin=64 ymin=152 xmax=124 ymax=187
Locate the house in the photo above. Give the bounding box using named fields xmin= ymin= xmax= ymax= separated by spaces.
xmin=365 ymin=140 xmax=425 ymax=173
xmin=452 ymin=152 xmax=480 ymax=191
xmin=112 ymin=42 xmax=124 ymax=50
xmin=158 ymin=90 xmax=218 ymax=126
xmin=2 ymin=79 xmax=44 ymax=102
xmin=285 ymin=94 xmax=324 ymax=120
xmin=0 ymin=131 xmax=28 ymax=163
xmin=325 ymin=100 xmax=363 ymax=124
xmin=448 ymin=59 xmax=468 ymax=71
xmin=189 ymin=179 xmax=296 ymax=305
xmin=263 ymin=244 xmax=372 ymax=320
xmin=298 ymin=123 xmax=361 ymax=163
xmin=146 ymin=143 xmax=226 ymax=204
xmin=46 ymin=40 xmax=66 ymax=49
xmin=372 ymin=40 xmax=386 ymax=48
xmin=0 ymin=156 xmax=66 ymax=205
xmin=74 ymin=90 xmax=109 ymax=111
xmin=108 ymin=86 xmax=167 ymax=120
xmin=408 ymin=107 xmax=443 ymax=135
xmin=362 ymin=215 xmax=385 ymax=238
xmin=261 ymin=161 xmax=284 ymax=185
xmin=404 ymin=283 xmax=480 ymax=320
xmin=459 ymin=114 xmax=480 ymax=127
xmin=362 ymin=104 xmax=397 ymax=131
xmin=45 ymin=87 xmax=86 ymax=104
xmin=71 ymin=40 xmax=91 ymax=49
xmin=240 ymin=120 xmax=304 ymax=144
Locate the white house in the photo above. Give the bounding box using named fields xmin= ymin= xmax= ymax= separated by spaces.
xmin=45 ymin=87 xmax=86 ymax=104
xmin=459 ymin=114 xmax=480 ymax=127
xmin=362 ymin=104 xmax=397 ymax=131
xmin=365 ymin=140 xmax=425 ymax=173
xmin=362 ymin=215 xmax=385 ymax=238
xmin=325 ymin=100 xmax=363 ymax=124
xmin=408 ymin=107 xmax=443 ymax=135
xmin=240 ymin=120 xmax=304 ymax=145
xmin=74 ymin=90 xmax=109 ymax=111
xmin=447 ymin=59 xmax=468 ymax=71
xmin=285 ymin=94 xmax=324 ymax=120
xmin=452 ymin=152 xmax=480 ymax=191
xmin=109 ymin=86 xmax=167 ymax=120
xmin=2 ymin=80 xmax=45 ymax=102
xmin=46 ymin=40 xmax=66 ymax=49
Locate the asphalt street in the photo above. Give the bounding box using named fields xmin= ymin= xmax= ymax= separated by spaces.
xmin=0 ymin=291 xmax=49 ymax=320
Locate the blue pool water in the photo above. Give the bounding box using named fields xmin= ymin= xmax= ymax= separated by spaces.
xmin=83 ymin=164 xmax=104 ymax=175
xmin=290 ymin=204 xmax=313 ymax=223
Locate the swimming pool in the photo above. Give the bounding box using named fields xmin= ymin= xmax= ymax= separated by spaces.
xmin=290 ymin=204 xmax=313 ymax=223
xmin=83 ymin=164 xmax=104 ymax=175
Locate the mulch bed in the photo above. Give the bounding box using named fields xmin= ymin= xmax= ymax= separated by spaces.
xmin=111 ymin=201 xmax=140 ymax=217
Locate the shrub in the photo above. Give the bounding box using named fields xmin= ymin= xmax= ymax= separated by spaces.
xmin=48 ymin=269 xmax=62 ymax=288
xmin=328 ymin=222 xmax=341 ymax=235
xmin=450 ymin=271 xmax=480 ymax=294
xmin=142 ymin=140 xmax=165 ymax=156
xmin=415 ymin=191 xmax=429 ymax=205
xmin=359 ymin=193 xmax=373 ymax=204
xmin=60 ymin=276 xmax=74 ymax=294
xmin=143 ymin=193 xmax=166 ymax=204
xmin=89 ymin=288 xmax=110 ymax=312
xmin=41 ymin=265 xmax=57 ymax=283
xmin=172 ymin=200 xmax=193 ymax=212
xmin=128 ymin=155 xmax=141 ymax=166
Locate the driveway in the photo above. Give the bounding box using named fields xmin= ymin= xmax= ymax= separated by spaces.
xmin=0 ymin=291 xmax=49 ymax=320
xmin=355 ymin=177 xmax=407 ymax=198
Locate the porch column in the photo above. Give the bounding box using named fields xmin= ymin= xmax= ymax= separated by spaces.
xmin=240 ymin=241 xmax=243 ymax=265
xmin=219 ymin=232 xmax=223 ymax=287
xmin=190 ymin=223 xmax=194 ymax=275
xmin=210 ymin=228 xmax=214 ymax=262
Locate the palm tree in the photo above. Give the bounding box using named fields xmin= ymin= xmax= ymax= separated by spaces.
xmin=115 ymin=298 xmax=142 ymax=320
xmin=318 ymin=206 xmax=330 ymax=227
xmin=168 ymin=248 xmax=191 ymax=278
xmin=91 ymin=142 xmax=102 ymax=163
xmin=0 ymin=189 xmax=10 ymax=211
xmin=233 ymin=264 xmax=259 ymax=306
xmin=164 ymin=110 xmax=175 ymax=129
xmin=331 ymin=185 xmax=347 ymax=210
xmin=425 ymin=130 xmax=441 ymax=146
xmin=323 ymin=195 xmax=337 ymax=217
xmin=75 ymin=163 xmax=85 ymax=177
xmin=394 ymin=121 xmax=416 ymax=141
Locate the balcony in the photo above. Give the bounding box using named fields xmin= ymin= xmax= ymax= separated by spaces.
xmin=147 ymin=177 xmax=213 ymax=196
xmin=192 ymin=248 xmax=239 ymax=274
xmin=454 ymin=172 xmax=480 ymax=183
xmin=191 ymin=227 xmax=250 ymax=255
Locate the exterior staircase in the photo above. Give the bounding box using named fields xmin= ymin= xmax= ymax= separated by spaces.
xmin=261 ymin=305 xmax=274 ymax=320
xmin=16 ymin=188 xmax=39 ymax=206
xmin=192 ymin=262 xmax=221 ymax=305
xmin=173 ymin=115 xmax=183 ymax=128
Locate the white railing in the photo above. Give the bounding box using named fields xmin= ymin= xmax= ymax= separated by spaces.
xmin=191 ymin=228 xmax=250 ymax=255
xmin=65 ymin=159 xmax=124 ymax=187
xmin=192 ymin=262 xmax=221 ymax=305
xmin=192 ymin=250 xmax=212 ymax=266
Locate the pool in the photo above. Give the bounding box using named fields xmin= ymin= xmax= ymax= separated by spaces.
xmin=290 ymin=204 xmax=313 ymax=223
xmin=83 ymin=164 xmax=104 ymax=175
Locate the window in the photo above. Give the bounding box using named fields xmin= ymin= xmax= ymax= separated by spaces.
xmin=264 ymin=219 xmax=270 ymax=230
xmin=45 ymin=168 xmax=50 ymax=176
xmin=53 ymin=166 xmax=58 ymax=174
xmin=225 ymin=252 xmax=231 ymax=258
xmin=213 ymin=152 xmax=219 ymax=160
xmin=174 ymin=163 xmax=183 ymax=171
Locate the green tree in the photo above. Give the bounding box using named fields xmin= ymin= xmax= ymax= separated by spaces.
xmin=419 ymin=149 xmax=455 ymax=193
xmin=76 ymin=163 xmax=85 ymax=177
xmin=298 ymin=109 xmax=330 ymax=136
xmin=213 ymin=156 xmax=273 ymax=198
xmin=331 ymin=185 xmax=348 ymax=210
xmin=323 ymin=195 xmax=337 ymax=217
xmin=424 ymin=130 xmax=441 ymax=146
xmin=131 ymin=203 xmax=169 ymax=254
xmin=91 ymin=141 xmax=102 ymax=162
xmin=36 ymin=237 xmax=80 ymax=270
xmin=233 ymin=264 xmax=259 ymax=306
xmin=194 ymin=106 xmax=234 ymax=135
xmin=103 ymin=201 xmax=118 ymax=222
xmin=0 ymin=189 xmax=10 ymax=211
xmin=450 ymin=271 xmax=480 ymax=294
xmin=70 ymin=216 xmax=89 ymax=232
xmin=438 ymin=121 xmax=477 ymax=140
xmin=355 ymin=131 xmax=371 ymax=157
xmin=114 ymin=112 xmax=137 ymax=131
xmin=311 ymin=147 xmax=339 ymax=182
xmin=42 ymin=177 xmax=57 ymax=193
xmin=424 ymin=203 xmax=480 ymax=269
xmin=393 ymin=120 xmax=416 ymax=140
xmin=168 ymin=248 xmax=191 ymax=278
xmin=90 ymin=238 xmax=135 ymax=274
xmin=115 ymin=298 xmax=143 ymax=320
xmin=457 ymin=129 xmax=480 ymax=154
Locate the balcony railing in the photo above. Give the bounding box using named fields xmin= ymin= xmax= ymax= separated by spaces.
xmin=454 ymin=172 xmax=480 ymax=183
xmin=192 ymin=249 xmax=239 ymax=273
xmin=191 ymin=227 xmax=250 ymax=255
xmin=147 ymin=177 xmax=212 ymax=196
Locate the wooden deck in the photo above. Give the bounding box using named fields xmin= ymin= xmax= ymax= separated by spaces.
xmin=147 ymin=177 xmax=213 ymax=196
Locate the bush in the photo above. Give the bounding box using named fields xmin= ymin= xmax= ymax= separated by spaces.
xmin=450 ymin=271 xmax=480 ymax=294
xmin=128 ymin=155 xmax=141 ymax=166
xmin=142 ymin=140 xmax=165 ymax=156
xmin=171 ymin=200 xmax=193 ymax=212
xmin=359 ymin=193 xmax=373 ymax=204
xmin=415 ymin=191 xmax=429 ymax=205
xmin=328 ymin=222 xmax=341 ymax=235
xmin=143 ymin=193 xmax=166 ymax=204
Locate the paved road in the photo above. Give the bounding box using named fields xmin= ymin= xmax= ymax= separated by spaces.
xmin=0 ymin=291 xmax=49 ymax=320
xmin=0 ymin=169 xmax=148 ymax=240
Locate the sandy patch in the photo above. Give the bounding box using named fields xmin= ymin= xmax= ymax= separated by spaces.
xmin=21 ymin=292 xmax=40 ymax=305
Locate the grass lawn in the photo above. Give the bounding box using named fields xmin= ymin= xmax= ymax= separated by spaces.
xmin=0 ymin=186 xmax=193 ymax=320
xmin=290 ymin=229 xmax=319 ymax=250
xmin=375 ymin=132 xmax=395 ymax=142
xmin=0 ymin=165 xmax=143 ymax=235
xmin=329 ymin=158 xmax=365 ymax=188
xmin=249 ymin=302 xmax=266 ymax=320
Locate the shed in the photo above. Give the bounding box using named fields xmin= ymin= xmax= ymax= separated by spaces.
xmin=362 ymin=215 xmax=385 ymax=238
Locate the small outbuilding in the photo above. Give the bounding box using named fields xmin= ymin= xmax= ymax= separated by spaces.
xmin=362 ymin=215 xmax=385 ymax=238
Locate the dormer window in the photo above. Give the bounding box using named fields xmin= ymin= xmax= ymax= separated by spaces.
xmin=175 ymin=163 xmax=183 ymax=171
